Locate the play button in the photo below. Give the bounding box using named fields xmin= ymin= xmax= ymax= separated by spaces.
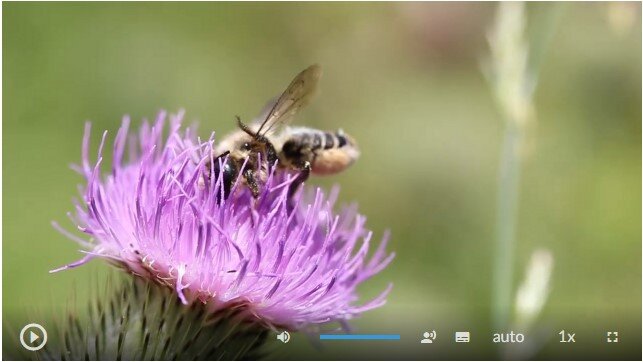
xmin=30 ymin=331 xmax=39 ymax=343
xmin=20 ymin=323 xmax=47 ymax=351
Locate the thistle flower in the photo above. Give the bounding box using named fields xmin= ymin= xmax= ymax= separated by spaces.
xmin=53 ymin=111 xmax=393 ymax=332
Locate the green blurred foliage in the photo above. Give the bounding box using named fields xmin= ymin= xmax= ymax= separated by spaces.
xmin=3 ymin=2 xmax=641 ymax=359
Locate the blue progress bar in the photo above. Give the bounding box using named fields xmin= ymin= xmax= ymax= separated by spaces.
xmin=319 ymin=334 xmax=401 ymax=341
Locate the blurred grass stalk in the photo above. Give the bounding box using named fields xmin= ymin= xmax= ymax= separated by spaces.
xmin=514 ymin=249 xmax=554 ymax=331
xmin=484 ymin=2 xmax=536 ymax=332
xmin=505 ymin=249 xmax=554 ymax=360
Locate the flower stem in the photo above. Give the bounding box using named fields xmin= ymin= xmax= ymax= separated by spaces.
xmin=486 ymin=1 xmax=562 ymax=335
xmin=485 ymin=1 xmax=533 ymax=334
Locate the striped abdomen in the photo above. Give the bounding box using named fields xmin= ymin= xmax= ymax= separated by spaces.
xmin=279 ymin=127 xmax=360 ymax=175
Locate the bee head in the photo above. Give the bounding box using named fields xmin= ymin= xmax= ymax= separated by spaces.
xmin=235 ymin=116 xmax=278 ymax=166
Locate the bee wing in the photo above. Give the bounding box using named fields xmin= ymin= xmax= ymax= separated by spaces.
xmin=255 ymin=64 xmax=322 ymax=137
xmin=250 ymin=96 xmax=279 ymax=126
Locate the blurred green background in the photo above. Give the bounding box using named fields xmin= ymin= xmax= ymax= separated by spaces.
xmin=3 ymin=2 xmax=641 ymax=359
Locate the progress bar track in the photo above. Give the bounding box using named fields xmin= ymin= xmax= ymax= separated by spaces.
xmin=319 ymin=334 xmax=401 ymax=341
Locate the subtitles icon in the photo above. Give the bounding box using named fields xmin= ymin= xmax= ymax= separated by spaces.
xmin=421 ymin=330 xmax=436 ymax=343
xmin=455 ymin=331 xmax=470 ymax=343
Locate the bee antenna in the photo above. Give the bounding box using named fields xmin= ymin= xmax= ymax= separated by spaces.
xmin=236 ymin=116 xmax=257 ymax=138
xmin=236 ymin=115 xmax=271 ymax=143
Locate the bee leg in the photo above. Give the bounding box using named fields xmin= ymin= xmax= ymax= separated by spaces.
xmin=288 ymin=161 xmax=311 ymax=202
xmin=243 ymin=168 xmax=261 ymax=198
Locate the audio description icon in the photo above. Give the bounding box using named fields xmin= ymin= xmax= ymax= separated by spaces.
xmin=421 ymin=330 xmax=437 ymax=343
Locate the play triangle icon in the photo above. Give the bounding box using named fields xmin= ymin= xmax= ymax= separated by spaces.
xmin=29 ymin=331 xmax=39 ymax=344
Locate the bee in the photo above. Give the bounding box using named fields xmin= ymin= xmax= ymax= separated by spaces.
xmin=204 ymin=64 xmax=359 ymax=200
